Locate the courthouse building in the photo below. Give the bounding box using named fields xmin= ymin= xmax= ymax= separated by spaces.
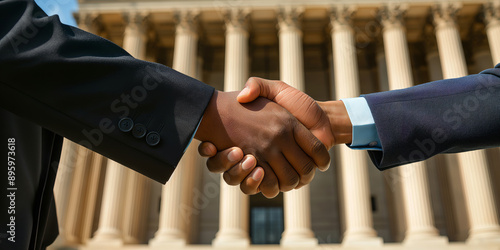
xmin=49 ymin=0 xmax=500 ymax=249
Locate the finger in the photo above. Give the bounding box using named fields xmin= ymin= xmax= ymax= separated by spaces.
xmin=206 ymin=147 xmax=244 ymax=174
xmin=237 ymin=77 xmax=284 ymax=103
xmin=256 ymin=162 xmax=280 ymax=199
xmin=282 ymin=144 xmax=317 ymax=187
xmin=267 ymin=153 xmax=300 ymax=192
xmin=223 ymin=155 xmax=257 ymax=185
xmin=198 ymin=142 xmax=218 ymax=157
xmin=240 ymin=167 xmax=264 ymax=195
xmin=295 ymin=171 xmax=315 ymax=189
xmin=293 ymin=122 xmax=331 ymax=172
xmin=295 ymin=182 xmax=307 ymax=190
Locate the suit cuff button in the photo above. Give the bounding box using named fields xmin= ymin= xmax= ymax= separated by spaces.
xmin=132 ymin=124 xmax=147 ymax=138
xmin=118 ymin=117 xmax=134 ymax=132
xmin=146 ymin=132 xmax=161 ymax=146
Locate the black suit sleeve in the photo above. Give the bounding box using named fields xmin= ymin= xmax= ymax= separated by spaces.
xmin=363 ymin=65 xmax=500 ymax=170
xmin=0 ymin=0 xmax=214 ymax=183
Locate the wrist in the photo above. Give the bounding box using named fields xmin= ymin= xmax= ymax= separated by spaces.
xmin=195 ymin=90 xmax=221 ymax=142
xmin=317 ymin=100 xmax=352 ymax=145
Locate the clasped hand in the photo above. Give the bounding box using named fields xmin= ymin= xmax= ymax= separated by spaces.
xmin=194 ymin=77 xmax=351 ymax=198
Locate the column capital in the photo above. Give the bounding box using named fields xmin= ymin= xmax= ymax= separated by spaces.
xmin=378 ymin=3 xmax=408 ymax=30
xmin=432 ymin=2 xmax=462 ymax=30
xmin=329 ymin=5 xmax=356 ymax=31
xmin=75 ymin=12 xmax=101 ymax=33
xmin=174 ymin=10 xmax=199 ymax=36
xmin=277 ymin=7 xmax=304 ymax=33
xmin=122 ymin=11 xmax=149 ymax=31
xmin=223 ymin=8 xmax=250 ymax=34
xmin=483 ymin=1 xmax=500 ymax=28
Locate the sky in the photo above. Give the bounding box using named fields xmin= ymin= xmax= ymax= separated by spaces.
xmin=35 ymin=0 xmax=79 ymax=27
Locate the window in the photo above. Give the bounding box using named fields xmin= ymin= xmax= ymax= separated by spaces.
xmin=250 ymin=207 xmax=284 ymax=244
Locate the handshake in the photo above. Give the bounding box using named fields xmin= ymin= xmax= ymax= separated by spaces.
xmin=193 ymin=77 xmax=353 ymax=198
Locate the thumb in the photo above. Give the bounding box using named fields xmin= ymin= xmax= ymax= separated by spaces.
xmin=237 ymin=77 xmax=281 ymax=103
xmin=198 ymin=142 xmax=217 ymax=157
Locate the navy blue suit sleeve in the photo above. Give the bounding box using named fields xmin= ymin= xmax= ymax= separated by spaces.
xmin=0 ymin=0 xmax=214 ymax=183
xmin=363 ymin=65 xmax=500 ymax=170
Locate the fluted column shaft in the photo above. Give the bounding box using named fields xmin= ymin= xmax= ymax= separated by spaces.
xmin=279 ymin=8 xmax=305 ymax=88
xmin=152 ymin=166 xmax=186 ymax=245
xmin=80 ymin=153 xmax=106 ymax=243
xmin=433 ymin=5 xmax=467 ymax=79
xmin=278 ymin=7 xmax=317 ymax=247
xmin=150 ymin=11 xmax=199 ymax=247
xmin=55 ymin=14 xmax=103 ymax=246
xmin=484 ymin=1 xmax=500 ymax=64
xmin=89 ymin=160 xmax=127 ymax=246
xmin=122 ymin=12 xmax=148 ymax=60
xmin=120 ymin=11 xmax=152 ymax=244
xmin=64 ymin=147 xmax=93 ymax=244
xmin=380 ymin=4 xmax=447 ymax=244
xmin=486 ymin=23 xmax=500 ymax=65
xmin=90 ymin=12 xmax=149 ymax=246
xmin=57 ymin=14 xmax=101 ymax=235
xmin=330 ymin=7 xmax=383 ymax=246
xmin=213 ymin=9 xmax=250 ymax=247
xmin=122 ymin=169 xmax=151 ymax=244
xmin=151 ymin=144 xmax=200 ymax=247
xmin=433 ymin=3 xmax=500 ymax=244
xmin=52 ymin=139 xmax=79 ymax=245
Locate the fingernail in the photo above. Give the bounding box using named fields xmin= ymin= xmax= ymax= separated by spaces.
xmin=251 ymin=169 xmax=263 ymax=181
xmin=241 ymin=157 xmax=254 ymax=171
xmin=238 ymin=87 xmax=249 ymax=98
xmin=228 ymin=149 xmax=241 ymax=162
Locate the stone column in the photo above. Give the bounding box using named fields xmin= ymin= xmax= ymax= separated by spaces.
xmin=150 ymin=11 xmax=199 ymax=247
xmin=64 ymin=147 xmax=93 ymax=244
xmin=277 ymin=7 xmax=318 ymax=247
xmin=433 ymin=3 xmax=500 ymax=244
xmin=76 ymin=12 xmax=101 ymax=34
xmin=80 ymin=153 xmax=106 ymax=243
xmin=213 ymin=8 xmax=251 ymax=247
xmin=120 ymin=11 xmax=153 ymax=244
xmin=484 ymin=1 xmax=500 ymax=65
xmin=377 ymin=49 xmax=407 ymax=242
xmin=122 ymin=12 xmax=149 ymax=59
xmin=330 ymin=6 xmax=383 ymax=246
xmin=88 ymin=160 xmax=127 ymax=246
xmin=379 ymin=4 xmax=447 ymax=245
xmin=52 ymin=13 xmax=104 ymax=246
xmin=181 ymin=140 xmax=204 ymax=243
xmin=89 ymin=11 xmax=149 ymax=246
xmin=51 ymin=139 xmax=79 ymax=246
xmin=425 ymin=35 xmax=471 ymax=240
xmin=122 ymin=169 xmax=151 ymax=244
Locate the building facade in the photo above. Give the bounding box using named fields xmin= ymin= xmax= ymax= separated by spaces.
xmin=49 ymin=0 xmax=500 ymax=249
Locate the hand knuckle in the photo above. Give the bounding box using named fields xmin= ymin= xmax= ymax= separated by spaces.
xmin=311 ymin=140 xmax=325 ymax=155
xmin=280 ymin=173 xmax=299 ymax=192
xmin=206 ymin=160 xmax=219 ymax=173
xmin=300 ymin=160 xmax=316 ymax=176
xmin=223 ymin=173 xmax=237 ymax=185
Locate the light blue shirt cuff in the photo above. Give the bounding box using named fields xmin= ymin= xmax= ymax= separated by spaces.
xmin=340 ymin=97 xmax=382 ymax=151
xmin=185 ymin=117 xmax=203 ymax=153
